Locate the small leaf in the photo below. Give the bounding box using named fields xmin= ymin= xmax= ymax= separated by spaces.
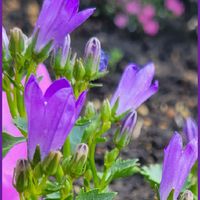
xmin=107 ymin=158 xmax=139 ymax=182
xmin=3 ymin=132 xmax=26 ymax=157
xmin=141 ymin=164 xmax=162 ymax=186
xmin=76 ymin=189 xmax=116 ymax=200
xmin=13 ymin=117 xmax=28 ymax=133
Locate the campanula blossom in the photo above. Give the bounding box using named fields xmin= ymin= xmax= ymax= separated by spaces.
xmin=183 ymin=117 xmax=198 ymax=142
xmin=34 ymin=0 xmax=95 ymax=51
xmin=25 ymin=75 xmax=86 ymax=160
xmin=159 ymin=133 xmax=197 ymax=200
xmin=3 ymin=64 xmax=51 ymax=200
xmin=110 ymin=62 xmax=158 ymax=115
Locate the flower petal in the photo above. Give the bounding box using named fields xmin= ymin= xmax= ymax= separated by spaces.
xmin=75 ymin=91 xmax=87 ymax=118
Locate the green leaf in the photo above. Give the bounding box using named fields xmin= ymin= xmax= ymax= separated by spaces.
xmin=13 ymin=117 xmax=28 ymax=133
xmin=107 ymin=158 xmax=139 ymax=181
xmin=69 ymin=124 xmax=88 ymax=152
xmin=141 ymin=164 xmax=162 ymax=186
xmin=2 ymin=132 xmax=26 ymax=157
xmin=76 ymin=189 xmax=116 ymax=200
xmin=44 ymin=192 xmax=60 ymax=200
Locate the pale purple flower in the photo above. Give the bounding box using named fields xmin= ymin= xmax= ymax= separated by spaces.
xmin=125 ymin=1 xmax=141 ymax=15
xmin=99 ymin=50 xmax=109 ymax=72
xmin=159 ymin=133 xmax=197 ymax=200
xmin=142 ymin=19 xmax=159 ymax=36
xmin=111 ymin=62 xmax=158 ymax=115
xmin=34 ymin=0 xmax=95 ymax=51
xmin=183 ymin=117 xmax=198 ymax=143
xmin=25 ymin=75 xmax=87 ymax=160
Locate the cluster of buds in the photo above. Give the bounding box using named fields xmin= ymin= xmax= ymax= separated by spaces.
xmin=52 ymin=36 xmax=109 ymax=88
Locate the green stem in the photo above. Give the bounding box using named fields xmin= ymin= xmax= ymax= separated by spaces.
xmin=63 ymin=137 xmax=71 ymax=157
xmin=19 ymin=193 xmax=25 ymax=200
xmin=89 ymin=141 xmax=99 ymax=187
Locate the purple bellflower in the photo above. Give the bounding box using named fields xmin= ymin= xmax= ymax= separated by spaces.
xmin=183 ymin=117 xmax=198 ymax=142
xmin=99 ymin=50 xmax=109 ymax=72
xmin=25 ymin=75 xmax=87 ymax=160
xmin=34 ymin=0 xmax=95 ymax=51
xmin=110 ymin=62 xmax=159 ymax=115
xmin=159 ymin=133 xmax=197 ymax=200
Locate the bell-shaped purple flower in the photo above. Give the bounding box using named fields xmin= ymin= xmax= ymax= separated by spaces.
xmin=25 ymin=75 xmax=87 ymax=160
xmin=34 ymin=0 xmax=95 ymax=51
xmin=110 ymin=62 xmax=159 ymax=115
xmin=159 ymin=133 xmax=197 ymax=200
xmin=183 ymin=117 xmax=198 ymax=142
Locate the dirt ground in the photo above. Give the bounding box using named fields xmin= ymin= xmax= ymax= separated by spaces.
xmin=3 ymin=0 xmax=198 ymax=199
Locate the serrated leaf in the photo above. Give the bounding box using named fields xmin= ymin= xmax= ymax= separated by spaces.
xmin=107 ymin=158 xmax=139 ymax=181
xmin=3 ymin=132 xmax=26 ymax=157
xmin=141 ymin=164 xmax=162 ymax=185
xmin=76 ymin=189 xmax=116 ymax=200
xmin=13 ymin=117 xmax=28 ymax=133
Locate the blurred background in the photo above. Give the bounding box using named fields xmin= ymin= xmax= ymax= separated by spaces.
xmin=3 ymin=0 xmax=198 ymax=199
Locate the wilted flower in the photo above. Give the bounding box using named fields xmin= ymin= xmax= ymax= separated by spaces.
xmin=34 ymin=0 xmax=95 ymax=52
xmin=25 ymin=75 xmax=87 ymax=160
xmin=183 ymin=117 xmax=198 ymax=142
xmin=159 ymin=133 xmax=197 ymax=200
xmin=111 ymin=62 xmax=158 ymax=115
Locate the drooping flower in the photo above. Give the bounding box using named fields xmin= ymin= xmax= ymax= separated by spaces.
xmin=3 ymin=64 xmax=51 ymax=200
xmin=34 ymin=0 xmax=95 ymax=52
xmin=183 ymin=117 xmax=198 ymax=142
xmin=25 ymin=75 xmax=87 ymax=160
xmin=110 ymin=62 xmax=158 ymax=115
xmin=159 ymin=133 xmax=197 ymax=200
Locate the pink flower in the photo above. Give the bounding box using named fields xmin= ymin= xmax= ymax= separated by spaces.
xmin=3 ymin=64 xmax=51 ymax=200
xmin=125 ymin=1 xmax=141 ymax=15
xmin=114 ymin=14 xmax=129 ymax=29
xmin=142 ymin=19 xmax=159 ymax=36
xmin=165 ymin=0 xmax=185 ymax=16
xmin=138 ymin=4 xmax=155 ymax=24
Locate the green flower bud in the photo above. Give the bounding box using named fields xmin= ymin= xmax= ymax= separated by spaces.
xmin=13 ymin=159 xmax=31 ymax=193
xmin=42 ymin=151 xmax=62 ymax=176
xmin=73 ymin=59 xmax=85 ymax=80
xmin=85 ymin=102 xmax=96 ymax=119
xmin=180 ymin=190 xmax=194 ymax=200
xmin=69 ymin=143 xmax=89 ymax=178
xmin=9 ymin=27 xmax=27 ymax=58
xmin=101 ymin=99 xmax=111 ymax=122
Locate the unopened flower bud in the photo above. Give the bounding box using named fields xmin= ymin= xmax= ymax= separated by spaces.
xmin=73 ymin=59 xmax=85 ymax=80
xmin=101 ymin=99 xmax=111 ymax=122
xmin=114 ymin=111 xmax=137 ymax=149
xmin=69 ymin=143 xmax=89 ymax=178
xmin=13 ymin=159 xmax=31 ymax=193
xmin=60 ymin=34 xmax=71 ymax=66
xmin=85 ymin=102 xmax=96 ymax=119
xmin=180 ymin=190 xmax=194 ymax=200
xmin=2 ymin=27 xmax=9 ymax=58
xmin=42 ymin=151 xmax=62 ymax=176
xmin=9 ymin=27 xmax=27 ymax=57
xmin=84 ymin=37 xmax=101 ymax=77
